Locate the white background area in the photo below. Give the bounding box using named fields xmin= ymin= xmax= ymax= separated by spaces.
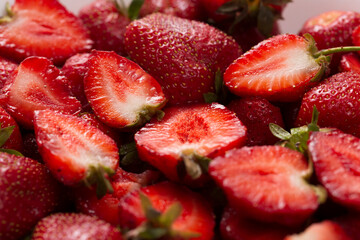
xmin=2 ymin=0 xmax=360 ymax=34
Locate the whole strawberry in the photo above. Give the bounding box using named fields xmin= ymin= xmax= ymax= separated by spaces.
xmin=0 ymin=56 xmax=17 ymax=90
xmin=295 ymin=72 xmax=360 ymax=137
xmin=0 ymin=152 xmax=62 ymax=240
xmin=31 ymin=213 xmax=123 ymax=240
xmin=125 ymin=13 xmax=242 ymax=105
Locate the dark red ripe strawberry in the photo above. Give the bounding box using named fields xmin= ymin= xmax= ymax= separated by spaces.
xmin=224 ymin=34 xmax=322 ymax=102
xmin=0 ymin=56 xmax=17 ymax=90
xmin=308 ymin=130 xmax=360 ymax=210
xmin=339 ymin=53 xmax=360 ymax=74
xmin=34 ymin=110 xmax=119 ymax=189
xmin=209 ymin=146 xmax=323 ymax=227
xmin=135 ymin=103 xmax=247 ymax=184
xmin=61 ymin=53 xmax=91 ymax=111
xmin=0 ymin=56 xmax=81 ymax=129
xmin=0 ymin=152 xmax=62 ymax=240
xmin=0 ymin=0 xmax=92 ymax=65
xmin=84 ymin=50 xmax=166 ymax=129
xmin=284 ymin=221 xmax=351 ymax=240
xmin=79 ymin=0 xmax=130 ymax=56
xmin=220 ymin=207 xmax=291 ymax=240
xmin=31 ymin=213 xmax=123 ymax=240
xmin=352 ymin=25 xmax=360 ymax=47
xmin=295 ymin=72 xmax=360 ymax=137
xmin=227 ymin=97 xmax=284 ymax=146
xmin=139 ymin=0 xmax=205 ymax=20
xmin=0 ymin=106 xmax=23 ymax=152
xmin=118 ymin=181 xmax=215 ymax=240
xmin=125 ymin=13 xmax=242 ymax=105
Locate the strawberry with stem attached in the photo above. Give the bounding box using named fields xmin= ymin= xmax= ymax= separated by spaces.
xmin=224 ymin=33 xmax=360 ymax=102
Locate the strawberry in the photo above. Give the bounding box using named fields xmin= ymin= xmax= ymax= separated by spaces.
xmin=0 ymin=56 xmax=81 ymax=129
xmin=0 ymin=106 xmax=23 ymax=153
xmin=0 ymin=0 xmax=92 ymax=65
xmin=34 ymin=109 xmax=119 ymax=198
xmin=339 ymin=52 xmax=360 ymax=74
xmin=335 ymin=214 xmax=360 ymax=239
xmin=84 ymin=50 xmax=166 ymax=129
xmin=0 ymin=152 xmax=62 ymax=240
xmin=124 ymin=13 xmax=242 ymax=105
xmin=139 ymin=0 xmax=205 ymax=20
xmin=134 ymin=103 xmax=247 ymax=184
xmin=295 ymin=72 xmax=360 ymax=137
xmin=79 ymin=0 xmax=131 ymax=56
xmin=209 ymin=145 xmax=326 ymax=227
xmin=61 ymin=53 xmax=92 ymax=111
xmin=31 ymin=213 xmax=123 ymax=240
xmin=220 ymin=206 xmax=292 ymax=240
xmin=75 ymin=168 xmax=160 ymax=225
xmin=227 ymin=97 xmax=285 ymax=146
xmin=284 ymin=220 xmax=351 ymax=240
xmin=118 ymin=181 xmax=215 ymax=240
xmin=308 ymin=130 xmax=360 ymax=210
xmin=0 ymin=56 xmax=17 ymax=90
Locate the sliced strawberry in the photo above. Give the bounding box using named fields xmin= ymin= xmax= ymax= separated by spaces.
xmin=0 ymin=152 xmax=62 ymax=240
xmin=284 ymin=220 xmax=351 ymax=240
xmin=31 ymin=213 xmax=123 ymax=240
xmin=224 ymin=34 xmax=323 ymax=102
xmin=220 ymin=206 xmax=293 ymax=240
xmin=227 ymin=97 xmax=285 ymax=146
xmin=79 ymin=0 xmax=131 ymax=56
xmin=84 ymin=50 xmax=166 ymax=129
xmin=34 ymin=109 xmax=119 ymax=197
xmin=61 ymin=53 xmax=92 ymax=111
xmin=134 ymin=103 xmax=246 ymax=184
xmin=118 ymin=181 xmax=215 ymax=240
xmin=0 ymin=0 xmax=92 ymax=65
xmin=0 ymin=56 xmax=81 ymax=129
xmin=339 ymin=52 xmax=360 ymax=74
xmin=209 ymin=145 xmax=325 ymax=227
xmin=0 ymin=56 xmax=17 ymax=90
xmin=308 ymin=130 xmax=360 ymax=210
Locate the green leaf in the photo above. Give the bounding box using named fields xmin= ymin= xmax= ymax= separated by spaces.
xmin=308 ymin=106 xmax=320 ymax=132
xmin=119 ymin=141 xmax=137 ymax=156
xmin=216 ymin=0 xmax=247 ymax=14
xmin=0 ymin=125 xmax=14 ymax=147
xmin=128 ymin=0 xmax=145 ymax=20
xmin=269 ymin=123 xmax=291 ymax=140
xmin=257 ymin=2 xmax=276 ymax=37
xmin=159 ymin=202 xmax=182 ymax=228
xmin=203 ymin=92 xmax=218 ymax=104
xmin=138 ymin=228 xmax=167 ymax=239
xmin=0 ymin=148 xmax=23 ymax=157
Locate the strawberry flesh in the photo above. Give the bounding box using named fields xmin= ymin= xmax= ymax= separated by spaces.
xmin=209 ymin=145 xmax=321 ymax=227
xmin=339 ymin=53 xmax=360 ymax=74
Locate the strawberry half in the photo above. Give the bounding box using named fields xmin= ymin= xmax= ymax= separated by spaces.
xmin=0 ymin=56 xmax=81 ymax=129
xmin=308 ymin=130 xmax=360 ymax=210
xmin=118 ymin=181 xmax=215 ymax=240
xmin=0 ymin=0 xmax=93 ymax=65
xmin=125 ymin=13 xmax=242 ymax=105
xmin=0 ymin=152 xmax=62 ymax=240
xmin=134 ymin=103 xmax=246 ymax=184
xmin=84 ymin=50 xmax=167 ymax=129
xmin=31 ymin=213 xmax=123 ymax=240
xmin=34 ymin=109 xmax=119 ymax=198
xmin=209 ymin=145 xmax=325 ymax=227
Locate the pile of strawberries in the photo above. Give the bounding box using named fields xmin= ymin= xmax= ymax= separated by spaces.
xmin=2 ymin=0 xmax=360 ymax=239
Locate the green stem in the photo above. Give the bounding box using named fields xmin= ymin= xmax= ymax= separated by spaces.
xmin=314 ymin=46 xmax=360 ymax=58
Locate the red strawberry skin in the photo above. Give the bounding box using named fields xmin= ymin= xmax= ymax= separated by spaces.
xmin=79 ymin=0 xmax=130 ymax=56
xmin=118 ymin=181 xmax=215 ymax=240
xmin=0 ymin=57 xmax=81 ymax=129
xmin=31 ymin=213 xmax=123 ymax=240
xmin=227 ymin=97 xmax=285 ymax=146
xmin=0 ymin=152 xmax=62 ymax=240
xmin=0 ymin=106 xmax=23 ymax=152
xmin=0 ymin=56 xmax=17 ymax=90
xmin=209 ymin=146 xmax=320 ymax=227
xmin=0 ymin=0 xmax=93 ymax=65
xmin=135 ymin=103 xmax=247 ymax=184
xmin=308 ymin=130 xmax=360 ymax=210
xmin=295 ymin=72 xmax=360 ymax=137
xmin=84 ymin=50 xmax=166 ymax=129
xmin=34 ymin=109 xmax=119 ymax=186
xmin=224 ymin=34 xmax=321 ymax=102
xmin=125 ymin=13 xmax=242 ymax=105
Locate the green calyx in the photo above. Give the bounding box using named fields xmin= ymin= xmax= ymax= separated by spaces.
xmin=176 ymin=150 xmax=211 ymax=180
xmin=114 ymin=0 xmax=145 ymax=20
xmin=127 ymin=105 xmax=165 ymax=129
xmin=0 ymin=2 xmax=14 ymax=24
xmin=125 ymin=193 xmax=200 ymax=240
xmin=84 ymin=165 xmax=115 ymax=199
xmin=204 ymin=69 xmax=228 ymax=104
